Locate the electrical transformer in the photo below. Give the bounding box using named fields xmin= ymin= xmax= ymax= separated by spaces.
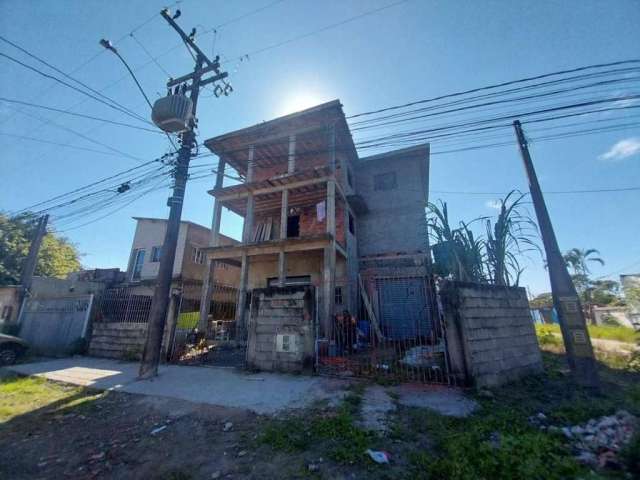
xmin=151 ymin=94 xmax=194 ymax=133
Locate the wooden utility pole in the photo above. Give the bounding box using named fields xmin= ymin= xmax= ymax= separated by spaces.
xmin=513 ymin=120 xmax=599 ymax=388
xmin=139 ymin=9 xmax=231 ymax=379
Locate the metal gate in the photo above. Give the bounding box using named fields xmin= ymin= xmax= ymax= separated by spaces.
xmin=19 ymin=294 xmax=93 ymax=355
xmin=376 ymin=277 xmax=431 ymax=340
xmin=168 ymin=284 xmax=244 ymax=367
xmin=317 ymin=274 xmax=457 ymax=385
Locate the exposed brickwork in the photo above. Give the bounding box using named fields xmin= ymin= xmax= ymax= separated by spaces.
xmin=441 ymin=282 xmax=542 ymax=388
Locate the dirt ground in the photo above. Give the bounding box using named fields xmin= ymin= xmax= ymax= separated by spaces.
xmin=0 ymin=373 xmax=396 ymax=480
xmin=1 ymin=350 xmax=639 ymax=480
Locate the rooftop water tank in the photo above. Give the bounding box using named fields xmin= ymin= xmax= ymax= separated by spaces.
xmin=151 ymin=95 xmax=193 ymax=133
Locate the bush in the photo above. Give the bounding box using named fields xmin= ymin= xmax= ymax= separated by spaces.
xmin=621 ymin=432 xmax=640 ymax=475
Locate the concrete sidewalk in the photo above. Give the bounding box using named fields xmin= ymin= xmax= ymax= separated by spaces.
xmin=3 ymin=357 xmax=349 ymax=415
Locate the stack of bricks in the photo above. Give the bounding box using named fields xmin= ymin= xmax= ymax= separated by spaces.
xmin=441 ymin=282 xmax=543 ymax=388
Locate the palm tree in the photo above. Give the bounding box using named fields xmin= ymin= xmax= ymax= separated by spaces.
xmin=563 ymin=248 xmax=604 ymax=277
xmin=563 ymin=248 xmax=605 ymax=312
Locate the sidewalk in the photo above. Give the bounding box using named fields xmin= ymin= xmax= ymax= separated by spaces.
xmin=3 ymin=357 xmax=349 ymax=415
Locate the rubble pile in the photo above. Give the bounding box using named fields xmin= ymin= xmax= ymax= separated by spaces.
xmin=529 ymin=410 xmax=637 ymax=469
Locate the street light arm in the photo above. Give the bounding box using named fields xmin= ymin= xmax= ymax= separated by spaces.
xmin=100 ymin=39 xmax=178 ymax=153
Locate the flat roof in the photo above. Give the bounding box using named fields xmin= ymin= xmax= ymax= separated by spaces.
xmin=132 ymin=217 xmax=238 ymax=244
xmin=203 ymin=99 xmax=358 ymax=175
xmin=358 ymin=143 xmax=430 ymax=164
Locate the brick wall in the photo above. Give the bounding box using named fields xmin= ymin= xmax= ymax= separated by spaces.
xmin=246 ymin=286 xmax=315 ymax=373
xmin=441 ymin=282 xmax=542 ymax=388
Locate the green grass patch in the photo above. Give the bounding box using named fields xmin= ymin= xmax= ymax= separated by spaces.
xmin=176 ymin=311 xmax=199 ymax=329
xmin=535 ymin=323 xmax=638 ymax=343
xmin=260 ymin=397 xmax=375 ymax=465
xmin=0 ymin=373 xmax=104 ymax=423
xmin=401 ymin=352 xmax=640 ymax=479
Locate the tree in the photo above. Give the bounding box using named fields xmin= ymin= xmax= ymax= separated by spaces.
xmin=530 ymin=292 xmax=553 ymax=309
xmin=563 ymin=248 xmax=605 ymax=276
xmin=0 ymin=212 xmax=81 ymax=285
xmin=589 ymin=279 xmax=625 ymax=306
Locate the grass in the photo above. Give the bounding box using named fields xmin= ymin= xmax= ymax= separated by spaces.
xmin=260 ymin=389 xmax=376 ymax=465
xmin=535 ymin=323 xmax=639 ymax=343
xmin=0 ymin=374 xmax=101 ymax=422
xmin=397 ymin=352 xmax=640 ymax=480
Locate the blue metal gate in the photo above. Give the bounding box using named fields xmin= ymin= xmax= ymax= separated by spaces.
xmin=376 ymin=277 xmax=431 ymax=340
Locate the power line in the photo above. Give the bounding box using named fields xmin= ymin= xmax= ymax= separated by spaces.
xmin=0 ymin=97 xmax=163 ymax=133
xmin=0 ymin=35 xmax=150 ymax=124
xmin=10 ymin=155 xmax=170 ymax=215
xmin=223 ymin=0 xmax=410 ymax=63
xmin=0 ymin=51 xmax=150 ymax=125
xmin=431 ymin=186 xmax=640 ymax=196
xmin=13 ymin=107 xmax=146 ymax=164
xmin=347 ymin=59 xmax=640 ymax=120
xmin=0 ymin=131 xmax=131 ymax=157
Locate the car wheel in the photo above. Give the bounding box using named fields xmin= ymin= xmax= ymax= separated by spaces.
xmin=0 ymin=346 xmax=18 ymax=365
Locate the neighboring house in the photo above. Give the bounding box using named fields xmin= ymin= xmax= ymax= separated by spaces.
xmin=0 ymin=286 xmax=20 ymax=327
xmin=125 ymin=217 xmax=240 ymax=303
xmin=621 ymin=273 xmax=640 ymax=327
xmin=202 ymin=100 xmax=432 ymax=343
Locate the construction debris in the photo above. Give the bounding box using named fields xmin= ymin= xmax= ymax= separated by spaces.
xmin=529 ymin=409 xmax=637 ymax=470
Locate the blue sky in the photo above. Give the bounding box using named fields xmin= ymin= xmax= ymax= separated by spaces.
xmin=1 ymin=0 xmax=639 ymax=295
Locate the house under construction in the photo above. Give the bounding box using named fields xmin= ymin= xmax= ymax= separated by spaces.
xmin=200 ymin=100 xmax=437 ymax=378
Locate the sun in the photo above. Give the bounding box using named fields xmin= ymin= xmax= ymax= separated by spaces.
xmin=279 ymin=93 xmax=324 ymax=116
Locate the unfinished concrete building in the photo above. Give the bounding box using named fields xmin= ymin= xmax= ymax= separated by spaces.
xmin=200 ymin=100 xmax=433 ymax=374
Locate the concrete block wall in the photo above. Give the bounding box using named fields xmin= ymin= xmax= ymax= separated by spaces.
xmin=89 ymin=322 xmax=147 ymax=360
xmin=441 ymin=282 xmax=542 ymax=388
xmin=355 ymin=153 xmax=428 ymax=257
xmin=246 ymin=286 xmax=315 ymax=373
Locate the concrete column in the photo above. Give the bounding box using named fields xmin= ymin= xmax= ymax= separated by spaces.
xmin=198 ymin=157 xmax=226 ymax=332
xmin=278 ymin=188 xmax=289 ymax=287
xmin=287 ymin=134 xmax=296 ymax=173
xmin=236 ymin=253 xmax=249 ymax=339
xmin=323 ymin=245 xmax=336 ymax=339
xmin=326 ymin=180 xmax=336 ymax=236
xmin=161 ymin=291 xmax=180 ymax=361
xmin=323 ymin=179 xmax=337 ymax=338
xmin=328 ymin=123 xmax=336 ymax=173
xmin=278 ymin=251 xmax=286 ymax=287
xmin=243 ymin=146 xmax=256 ymax=243
xmin=280 ymin=189 xmax=289 ymax=239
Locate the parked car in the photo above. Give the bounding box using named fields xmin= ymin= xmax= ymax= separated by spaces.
xmin=0 ymin=333 xmax=29 ymax=365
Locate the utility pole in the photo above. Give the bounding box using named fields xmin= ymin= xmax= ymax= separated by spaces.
xmin=139 ymin=9 xmax=231 ymax=379
xmin=17 ymin=214 xmax=48 ymax=322
xmin=20 ymin=214 xmax=48 ymax=291
xmin=513 ymin=120 xmax=599 ymax=389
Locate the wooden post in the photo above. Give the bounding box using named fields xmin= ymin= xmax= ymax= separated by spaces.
xmin=198 ymin=157 xmax=226 ymax=332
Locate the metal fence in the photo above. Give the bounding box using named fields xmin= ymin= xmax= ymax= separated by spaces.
xmin=317 ymin=274 xmax=457 ymax=385
xmin=92 ymin=287 xmax=153 ymax=324
xmin=168 ymin=284 xmax=242 ymax=366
